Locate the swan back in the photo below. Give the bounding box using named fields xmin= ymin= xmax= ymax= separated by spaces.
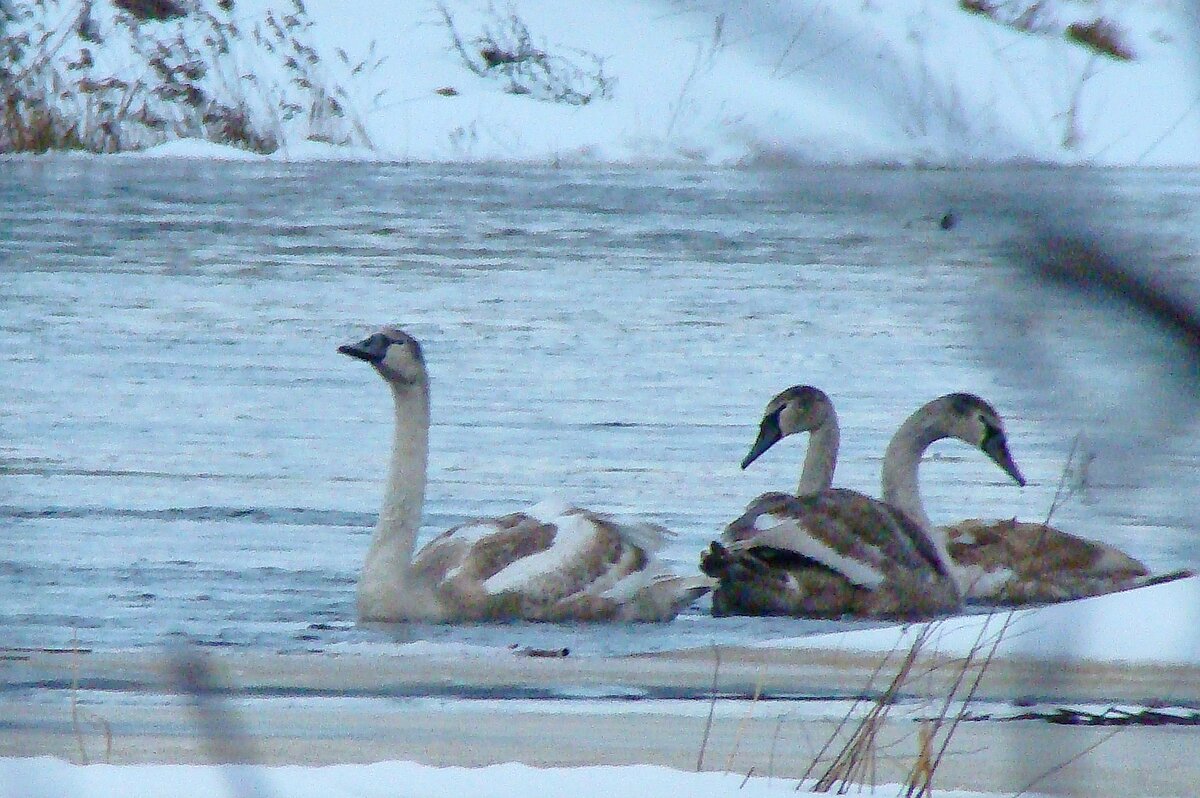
xmin=726 ymin=490 xmax=947 ymax=585
xmin=944 ymin=518 xmax=1156 ymax=603
xmin=414 ymin=502 xmax=708 ymax=621
xmin=705 ymin=488 xmax=959 ymax=618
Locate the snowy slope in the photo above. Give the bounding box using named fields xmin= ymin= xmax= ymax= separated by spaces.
xmin=294 ymin=0 xmax=1200 ymax=165
xmin=10 ymin=0 xmax=1196 ymax=164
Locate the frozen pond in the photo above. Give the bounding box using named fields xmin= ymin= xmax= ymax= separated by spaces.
xmin=2 ymin=159 xmax=1199 ymax=655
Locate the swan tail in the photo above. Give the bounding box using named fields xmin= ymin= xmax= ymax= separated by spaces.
xmin=611 ymin=520 xmax=675 ymax=554
xmin=633 ymin=573 xmax=714 ymax=620
xmin=1139 ymin=567 xmax=1195 ymax=586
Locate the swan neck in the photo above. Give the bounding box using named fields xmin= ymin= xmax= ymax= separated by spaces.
xmin=880 ymin=411 xmax=941 ymax=532
xmin=797 ymin=415 xmax=839 ymax=496
xmin=370 ymin=380 xmax=430 ymax=585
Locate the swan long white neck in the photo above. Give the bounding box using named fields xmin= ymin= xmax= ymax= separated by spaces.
xmin=358 ymin=378 xmax=429 ymax=616
xmin=880 ymin=407 xmax=957 ymax=580
xmin=797 ymin=414 xmax=839 ymax=496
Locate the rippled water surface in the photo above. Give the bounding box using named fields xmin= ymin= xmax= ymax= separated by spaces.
xmin=3 ymin=159 xmax=1199 ymax=654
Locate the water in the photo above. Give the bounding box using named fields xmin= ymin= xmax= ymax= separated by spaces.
xmin=2 ymin=159 xmax=1199 ymax=655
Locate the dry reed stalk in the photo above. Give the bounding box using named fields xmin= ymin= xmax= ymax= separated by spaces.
xmin=798 ymin=635 xmax=908 ymax=788
xmin=69 ymin=632 xmax=113 ymax=765
xmin=724 ymin=672 xmax=764 ymax=774
xmin=811 ymin=625 xmax=932 ymax=792
xmin=696 ymin=644 xmax=721 ymax=771
xmin=70 ymin=632 xmax=88 ymax=765
xmin=1014 ymin=728 xmax=1124 ymax=797
xmin=768 ymin=709 xmax=790 ymax=782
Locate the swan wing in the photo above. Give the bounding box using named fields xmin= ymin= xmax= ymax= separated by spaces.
xmin=599 ymin=568 xmax=715 ymax=620
xmin=478 ymin=507 xmax=637 ymax=596
xmin=725 ymin=490 xmax=940 ymax=589
xmin=410 ymin=513 xmax=557 ymax=588
xmin=412 ymin=501 xmax=692 ymax=620
xmin=945 ymin=518 xmax=1154 ymax=602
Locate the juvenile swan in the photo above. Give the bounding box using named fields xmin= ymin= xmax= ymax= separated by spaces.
xmin=940 ymin=518 xmax=1155 ymax=604
xmin=703 ymin=391 xmax=1026 ymax=619
xmin=339 ymin=327 xmax=712 ymax=623
xmin=881 ymin=407 xmax=1161 ymax=604
xmin=718 ymin=389 xmax=1162 ymax=604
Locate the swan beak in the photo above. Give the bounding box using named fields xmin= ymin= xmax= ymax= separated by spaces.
xmin=338 ymin=333 xmax=389 ymax=364
xmin=741 ymin=416 xmax=783 ymax=469
xmin=983 ymin=433 xmax=1027 ymax=487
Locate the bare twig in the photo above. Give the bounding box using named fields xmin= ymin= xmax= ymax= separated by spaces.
xmin=696 ymin=644 xmax=721 ymax=772
xmin=724 ymin=672 xmax=764 ymax=773
xmin=1013 ymin=728 xmax=1125 ymax=797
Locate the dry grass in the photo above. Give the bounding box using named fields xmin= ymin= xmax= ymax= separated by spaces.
xmin=1066 ymin=19 xmax=1135 ymax=61
xmin=0 ymin=0 xmax=380 ymax=154
xmin=69 ymin=633 xmax=112 ymax=765
xmin=437 ymin=1 xmax=614 ymax=106
xmin=782 ymin=607 xmax=1028 ymax=796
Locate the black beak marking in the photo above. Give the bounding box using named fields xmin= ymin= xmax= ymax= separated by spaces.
xmin=741 ymin=413 xmax=783 ymax=469
xmin=338 ymin=333 xmax=389 ymax=364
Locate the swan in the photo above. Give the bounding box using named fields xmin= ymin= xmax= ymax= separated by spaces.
xmin=702 ymin=390 xmax=1026 ymax=619
xmin=715 ymin=387 xmax=1162 ymax=606
xmin=940 ymin=518 xmax=1158 ymax=604
xmin=879 ymin=399 xmax=1172 ymax=603
xmin=339 ymin=326 xmax=713 ymax=623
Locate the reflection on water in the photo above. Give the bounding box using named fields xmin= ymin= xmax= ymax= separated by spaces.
xmin=2 ymin=159 xmax=1198 ymax=654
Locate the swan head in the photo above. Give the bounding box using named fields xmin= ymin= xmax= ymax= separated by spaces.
xmin=338 ymin=327 xmax=427 ymax=387
xmin=741 ymin=385 xmax=835 ymax=469
xmin=936 ymin=393 xmax=1026 ymax=487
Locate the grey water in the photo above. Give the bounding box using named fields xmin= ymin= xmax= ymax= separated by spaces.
xmin=2 ymin=159 xmax=1199 ymax=656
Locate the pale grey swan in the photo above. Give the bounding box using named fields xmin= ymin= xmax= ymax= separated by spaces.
xmin=702 ymin=390 xmax=1026 ymax=619
xmin=339 ymin=326 xmax=712 ymax=623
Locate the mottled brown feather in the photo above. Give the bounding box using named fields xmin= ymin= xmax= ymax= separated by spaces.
xmin=712 ymin=490 xmax=958 ymax=619
xmin=947 ymin=518 xmax=1154 ymax=604
xmin=411 ymin=508 xmax=672 ymax=621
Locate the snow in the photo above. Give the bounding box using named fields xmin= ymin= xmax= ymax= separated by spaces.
xmin=0 ymin=757 xmax=1055 ymax=798
xmin=48 ymin=0 xmax=1198 ymax=167
xmin=766 ymin=573 xmax=1200 ymax=665
xmin=304 ymin=0 xmax=1200 ymax=166
xmin=119 ymin=138 xmax=381 ymax=162
xmin=8 ymin=578 xmax=1197 ymax=797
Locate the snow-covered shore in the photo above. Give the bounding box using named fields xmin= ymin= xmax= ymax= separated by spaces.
xmin=7 ymin=578 xmax=1200 ymax=797
xmin=7 ymin=1 xmax=1199 ymax=166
